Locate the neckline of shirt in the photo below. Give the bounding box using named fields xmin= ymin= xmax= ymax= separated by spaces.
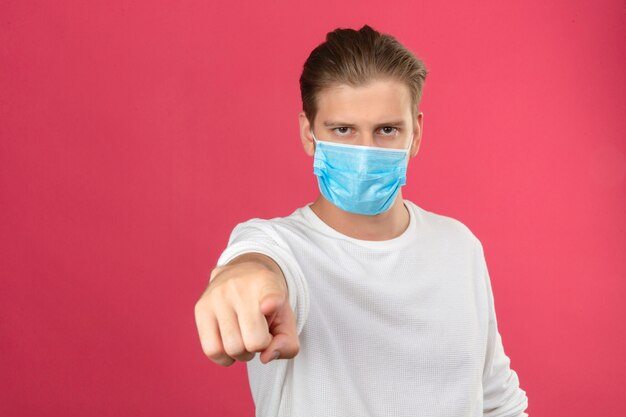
xmin=300 ymin=199 xmax=420 ymax=250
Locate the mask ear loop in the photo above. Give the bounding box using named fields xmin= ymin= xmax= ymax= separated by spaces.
xmin=310 ymin=129 xmax=319 ymax=151
xmin=404 ymin=132 xmax=415 ymax=163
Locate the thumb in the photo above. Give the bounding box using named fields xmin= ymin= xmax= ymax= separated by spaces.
xmin=258 ymin=292 xmax=299 ymax=364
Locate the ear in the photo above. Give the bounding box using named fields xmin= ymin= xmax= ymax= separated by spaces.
xmin=298 ymin=111 xmax=316 ymax=157
xmin=410 ymin=111 xmax=424 ymax=158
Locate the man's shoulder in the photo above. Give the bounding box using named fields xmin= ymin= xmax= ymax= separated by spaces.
xmin=228 ymin=205 xmax=310 ymax=235
xmin=406 ymin=199 xmax=483 ymax=249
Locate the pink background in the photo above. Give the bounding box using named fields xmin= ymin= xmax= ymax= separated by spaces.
xmin=1 ymin=0 xmax=625 ymax=416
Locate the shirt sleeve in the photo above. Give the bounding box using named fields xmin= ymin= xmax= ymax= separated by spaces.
xmin=481 ymin=246 xmax=530 ymax=417
xmin=214 ymin=219 xmax=310 ymax=336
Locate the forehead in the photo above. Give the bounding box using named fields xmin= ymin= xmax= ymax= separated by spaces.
xmin=316 ymin=78 xmax=412 ymax=124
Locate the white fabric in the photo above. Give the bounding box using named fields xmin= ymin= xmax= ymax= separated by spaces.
xmin=216 ymin=200 xmax=529 ymax=417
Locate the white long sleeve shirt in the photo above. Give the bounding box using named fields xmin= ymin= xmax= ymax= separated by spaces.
xmin=216 ymin=199 xmax=529 ymax=417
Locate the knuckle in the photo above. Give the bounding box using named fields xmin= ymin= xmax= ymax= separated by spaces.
xmin=203 ymin=344 xmax=235 ymax=367
xmin=222 ymin=279 xmax=258 ymax=306
xmin=222 ymin=340 xmax=246 ymax=358
xmin=209 ymin=282 xmax=228 ymax=297
xmin=223 ymin=278 xmax=242 ymax=294
xmin=206 ymin=286 xmax=231 ymax=307
xmin=243 ymin=336 xmax=270 ymax=353
xmin=201 ymin=340 xmax=223 ymax=359
xmin=244 ymin=342 xmax=264 ymax=353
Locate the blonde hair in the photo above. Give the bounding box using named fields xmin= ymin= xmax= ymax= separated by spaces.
xmin=299 ymin=24 xmax=429 ymax=126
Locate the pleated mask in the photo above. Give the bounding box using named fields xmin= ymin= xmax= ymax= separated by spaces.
xmin=311 ymin=130 xmax=413 ymax=216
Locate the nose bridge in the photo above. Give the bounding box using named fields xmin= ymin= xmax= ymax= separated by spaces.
xmin=357 ymin=130 xmax=376 ymax=147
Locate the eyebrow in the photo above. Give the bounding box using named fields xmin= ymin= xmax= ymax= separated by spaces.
xmin=323 ymin=120 xmax=406 ymax=128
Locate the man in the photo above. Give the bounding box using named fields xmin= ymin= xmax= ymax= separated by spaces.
xmin=195 ymin=24 xmax=529 ymax=416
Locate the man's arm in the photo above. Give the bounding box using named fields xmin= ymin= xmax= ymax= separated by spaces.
xmin=482 ymin=260 xmax=529 ymax=416
xmin=483 ymin=324 xmax=529 ymax=416
xmin=195 ymin=252 xmax=300 ymax=366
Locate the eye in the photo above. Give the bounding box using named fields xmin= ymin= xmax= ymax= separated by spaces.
xmin=333 ymin=127 xmax=352 ymax=136
xmin=379 ymin=127 xmax=398 ymax=136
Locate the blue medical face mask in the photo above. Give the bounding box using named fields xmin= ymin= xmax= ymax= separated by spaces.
xmin=311 ymin=130 xmax=413 ymax=216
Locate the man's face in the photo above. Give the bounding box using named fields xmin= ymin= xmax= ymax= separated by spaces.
xmin=299 ymin=78 xmax=423 ymax=157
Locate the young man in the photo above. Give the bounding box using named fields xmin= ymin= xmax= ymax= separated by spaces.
xmin=195 ymin=25 xmax=529 ymax=417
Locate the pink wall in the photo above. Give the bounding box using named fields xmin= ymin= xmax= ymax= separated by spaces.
xmin=1 ymin=0 xmax=624 ymax=416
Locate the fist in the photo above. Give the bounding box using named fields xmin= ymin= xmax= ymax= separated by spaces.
xmin=194 ymin=257 xmax=300 ymax=367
